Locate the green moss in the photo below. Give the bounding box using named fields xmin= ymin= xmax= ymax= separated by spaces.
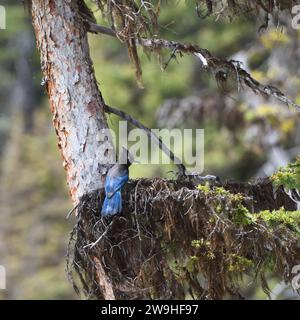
xmin=227 ymin=254 xmax=254 ymax=273
xmin=233 ymin=204 xmax=256 ymax=226
xmin=196 ymin=183 xmax=211 ymax=194
xmin=191 ymin=239 xmax=211 ymax=249
xmin=206 ymin=251 xmax=216 ymax=260
xmin=230 ymin=194 xmax=246 ymax=205
xmin=214 ymin=187 xmax=231 ymax=196
xmin=271 ymin=157 xmax=300 ymax=191
xmin=254 ymin=208 xmax=300 ymax=234
xmin=197 ymin=184 xmax=255 ymax=226
xmin=191 ymin=239 xmax=202 ymax=249
xmin=215 ymin=204 xmax=222 ymax=214
xmin=191 ymin=239 xmax=215 ymax=262
xmin=186 ymin=256 xmax=199 ymax=273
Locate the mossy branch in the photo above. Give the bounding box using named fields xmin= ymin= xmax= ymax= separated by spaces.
xmin=67 ymin=178 xmax=300 ymax=300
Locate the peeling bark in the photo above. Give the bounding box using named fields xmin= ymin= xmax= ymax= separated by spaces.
xmin=30 ymin=0 xmax=114 ymax=203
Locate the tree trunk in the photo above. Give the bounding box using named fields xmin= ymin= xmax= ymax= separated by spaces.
xmin=30 ymin=0 xmax=115 ymax=300
xmin=30 ymin=0 xmax=113 ymax=204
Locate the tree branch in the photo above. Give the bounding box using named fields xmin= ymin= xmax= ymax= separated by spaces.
xmin=88 ymin=22 xmax=300 ymax=112
xmin=68 ymin=178 xmax=299 ymax=300
xmin=104 ymin=104 xmax=186 ymax=176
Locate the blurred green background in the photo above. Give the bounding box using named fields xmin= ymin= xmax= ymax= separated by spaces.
xmin=0 ymin=1 xmax=299 ymax=299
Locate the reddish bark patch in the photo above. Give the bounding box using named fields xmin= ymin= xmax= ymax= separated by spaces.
xmin=49 ymin=0 xmax=56 ymax=14
xmin=87 ymin=100 xmax=97 ymax=115
xmin=65 ymin=34 xmax=72 ymax=46
xmin=69 ymin=186 xmax=78 ymax=201
xmin=76 ymin=65 xmax=82 ymax=73
xmin=50 ymin=102 xmax=56 ymax=114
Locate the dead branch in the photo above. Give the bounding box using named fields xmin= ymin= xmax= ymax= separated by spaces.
xmin=104 ymin=104 xmax=187 ymax=176
xmin=88 ymin=22 xmax=300 ymax=112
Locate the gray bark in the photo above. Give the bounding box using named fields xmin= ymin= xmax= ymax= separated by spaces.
xmin=30 ymin=0 xmax=114 ymax=203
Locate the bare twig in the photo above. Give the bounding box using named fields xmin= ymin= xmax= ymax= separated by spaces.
xmin=66 ymin=203 xmax=79 ymax=219
xmin=83 ymin=219 xmax=114 ymax=249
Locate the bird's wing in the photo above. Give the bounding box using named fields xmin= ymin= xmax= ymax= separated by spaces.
xmin=105 ymin=174 xmax=129 ymax=199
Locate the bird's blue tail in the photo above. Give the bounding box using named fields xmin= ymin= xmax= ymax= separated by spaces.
xmin=101 ymin=190 xmax=122 ymax=217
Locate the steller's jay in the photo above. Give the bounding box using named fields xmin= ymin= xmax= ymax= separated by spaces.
xmin=101 ymin=149 xmax=133 ymax=217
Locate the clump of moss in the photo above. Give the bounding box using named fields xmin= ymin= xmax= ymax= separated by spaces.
xmin=191 ymin=239 xmax=215 ymax=261
xmin=271 ymin=157 xmax=300 ymax=191
xmin=191 ymin=239 xmax=209 ymax=249
xmin=254 ymin=208 xmax=300 ymax=235
xmin=186 ymin=256 xmax=199 ymax=273
xmin=197 ymin=184 xmax=254 ymax=226
xmin=196 ymin=183 xmax=211 ymax=194
xmin=233 ymin=204 xmax=255 ymax=226
xmin=227 ymin=254 xmax=254 ymax=273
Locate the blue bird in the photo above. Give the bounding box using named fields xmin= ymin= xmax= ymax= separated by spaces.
xmin=101 ymin=149 xmax=133 ymax=217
